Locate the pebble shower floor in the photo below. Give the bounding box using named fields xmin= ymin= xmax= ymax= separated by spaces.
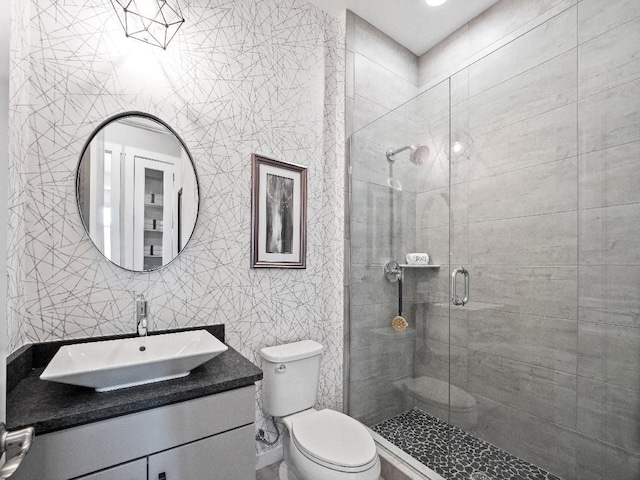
xmin=372 ymin=408 xmax=561 ymax=480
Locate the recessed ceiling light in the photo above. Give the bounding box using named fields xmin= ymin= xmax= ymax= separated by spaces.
xmin=425 ymin=0 xmax=448 ymax=6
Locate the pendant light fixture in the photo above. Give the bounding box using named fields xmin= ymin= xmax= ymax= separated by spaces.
xmin=111 ymin=0 xmax=185 ymax=50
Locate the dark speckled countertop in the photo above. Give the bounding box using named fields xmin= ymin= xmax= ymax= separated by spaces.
xmin=6 ymin=326 xmax=263 ymax=435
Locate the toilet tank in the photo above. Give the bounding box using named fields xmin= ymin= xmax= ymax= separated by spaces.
xmin=259 ymin=340 xmax=323 ymax=417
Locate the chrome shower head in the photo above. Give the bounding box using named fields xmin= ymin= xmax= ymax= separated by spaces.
xmin=386 ymin=144 xmax=430 ymax=165
xmin=411 ymin=145 xmax=430 ymax=165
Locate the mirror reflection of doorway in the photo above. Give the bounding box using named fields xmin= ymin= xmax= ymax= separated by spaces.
xmin=133 ymin=156 xmax=176 ymax=271
xmin=77 ymin=114 xmax=199 ymax=272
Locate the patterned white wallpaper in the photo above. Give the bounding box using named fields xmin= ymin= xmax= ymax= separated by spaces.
xmin=8 ymin=0 xmax=345 ymax=454
xmin=7 ymin=0 xmax=29 ymax=355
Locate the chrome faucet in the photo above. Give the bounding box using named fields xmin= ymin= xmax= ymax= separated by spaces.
xmin=136 ymin=294 xmax=148 ymax=337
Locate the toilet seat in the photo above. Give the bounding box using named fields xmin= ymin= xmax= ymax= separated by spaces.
xmin=290 ymin=409 xmax=378 ymax=473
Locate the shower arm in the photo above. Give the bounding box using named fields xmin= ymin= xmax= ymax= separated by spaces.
xmin=386 ymin=145 xmax=413 ymax=162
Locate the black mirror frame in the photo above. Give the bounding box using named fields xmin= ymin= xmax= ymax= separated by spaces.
xmin=76 ymin=111 xmax=201 ymax=273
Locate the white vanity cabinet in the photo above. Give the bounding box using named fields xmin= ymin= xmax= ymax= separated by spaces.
xmin=13 ymin=386 xmax=256 ymax=480
xmin=147 ymin=424 xmax=254 ymax=480
xmin=76 ymin=459 xmax=147 ymax=480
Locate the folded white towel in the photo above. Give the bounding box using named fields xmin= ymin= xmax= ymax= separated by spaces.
xmin=406 ymin=253 xmax=429 ymax=265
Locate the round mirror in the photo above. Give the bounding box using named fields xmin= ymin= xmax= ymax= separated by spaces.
xmin=77 ymin=112 xmax=199 ymax=272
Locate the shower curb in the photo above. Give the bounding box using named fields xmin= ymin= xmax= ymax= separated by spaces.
xmin=378 ymin=444 xmax=430 ymax=480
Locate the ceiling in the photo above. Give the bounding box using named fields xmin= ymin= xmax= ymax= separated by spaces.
xmin=0 ymin=1 xmax=502 ymax=79
xmin=307 ymin=0 xmax=501 ymax=56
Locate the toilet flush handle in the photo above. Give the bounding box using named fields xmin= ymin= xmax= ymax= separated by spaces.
xmin=276 ymin=365 xmax=287 ymax=373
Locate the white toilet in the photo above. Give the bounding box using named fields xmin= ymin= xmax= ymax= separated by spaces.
xmin=260 ymin=340 xmax=381 ymax=480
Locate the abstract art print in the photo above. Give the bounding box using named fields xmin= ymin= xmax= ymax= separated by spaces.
xmin=251 ymin=154 xmax=307 ymax=268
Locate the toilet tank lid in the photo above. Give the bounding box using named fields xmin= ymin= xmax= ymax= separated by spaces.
xmin=260 ymin=340 xmax=323 ymax=362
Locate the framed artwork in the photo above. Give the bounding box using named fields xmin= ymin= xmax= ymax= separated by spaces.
xmin=251 ymin=154 xmax=307 ymax=268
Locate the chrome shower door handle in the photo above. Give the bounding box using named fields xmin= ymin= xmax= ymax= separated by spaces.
xmin=451 ymin=268 xmax=461 ymax=305
xmin=462 ymin=268 xmax=469 ymax=305
xmin=451 ymin=267 xmax=469 ymax=306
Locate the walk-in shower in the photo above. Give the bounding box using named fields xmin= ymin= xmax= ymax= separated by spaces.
xmin=346 ymin=2 xmax=640 ymax=478
xmin=349 ymin=78 xmax=560 ymax=479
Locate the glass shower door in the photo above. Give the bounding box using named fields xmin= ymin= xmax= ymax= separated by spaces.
xmin=349 ymin=2 xmax=640 ymax=476
xmin=347 ymin=78 xmax=453 ymax=478
xmin=446 ymin=58 xmax=577 ymax=479
xmin=133 ymin=156 xmax=176 ymax=271
xmin=399 ymin=78 xmax=455 ymax=477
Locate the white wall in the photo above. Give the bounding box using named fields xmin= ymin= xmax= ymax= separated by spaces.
xmin=6 ymin=0 xmax=29 ymax=369
xmin=8 ymin=0 xmax=345 ymax=457
xmin=0 ymin=0 xmax=10 ymax=420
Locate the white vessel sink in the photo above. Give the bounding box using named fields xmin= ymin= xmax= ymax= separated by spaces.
xmin=40 ymin=330 xmax=228 ymax=392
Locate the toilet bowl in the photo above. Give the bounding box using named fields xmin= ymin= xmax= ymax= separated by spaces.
xmin=280 ymin=409 xmax=380 ymax=480
xmin=259 ymin=340 xmax=380 ymax=480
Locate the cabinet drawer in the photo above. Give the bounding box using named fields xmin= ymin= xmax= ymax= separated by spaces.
xmin=77 ymin=458 xmax=147 ymax=480
xmin=12 ymin=386 xmax=256 ymax=480
xmin=148 ymin=424 xmax=254 ymax=480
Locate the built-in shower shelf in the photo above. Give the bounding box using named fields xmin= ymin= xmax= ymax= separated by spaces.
xmin=399 ymin=264 xmax=440 ymax=269
xmin=384 ymin=260 xmax=440 ymax=282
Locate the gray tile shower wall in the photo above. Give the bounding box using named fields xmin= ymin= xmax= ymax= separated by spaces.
xmin=346 ymin=10 xmax=421 ymax=425
xmin=347 ymin=13 xmax=419 ymax=133
xmin=428 ymin=0 xmax=640 ymax=477
xmin=349 ymin=0 xmax=640 ymax=478
xmin=451 ymin=0 xmax=639 ymax=477
xmin=418 ymin=0 xmax=577 ymax=88
xmin=575 ymin=0 xmax=640 ymax=477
